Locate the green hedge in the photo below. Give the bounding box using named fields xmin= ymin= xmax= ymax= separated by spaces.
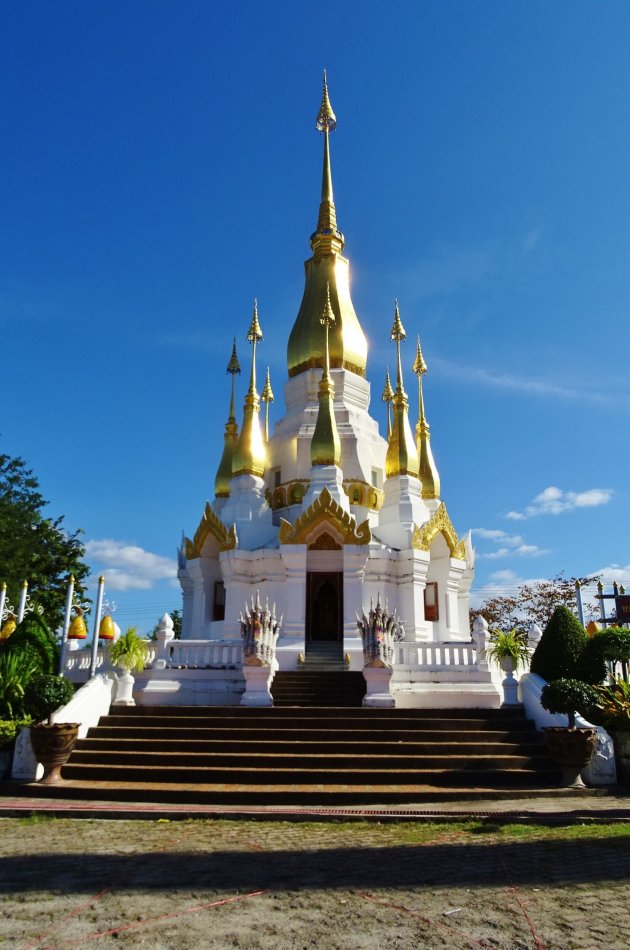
xmin=0 ymin=718 xmax=32 ymax=749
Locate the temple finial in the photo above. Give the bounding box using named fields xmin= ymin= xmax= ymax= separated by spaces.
xmin=232 ymin=301 xmax=266 ymax=478
xmin=312 ymin=72 xmax=343 ymax=254
xmin=385 ymin=300 xmax=419 ymax=479
xmin=214 ymin=340 xmax=242 ymax=498
xmin=382 ymin=367 xmax=394 ymax=439
xmin=311 ymin=283 xmax=341 ymax=467
xmin=261 ymin=367 xmax=274 ymax=442
xmin=316 ymin=69 xmax=337 ymax=132
xmin=413 ymin=333 xmax=440 ymax=499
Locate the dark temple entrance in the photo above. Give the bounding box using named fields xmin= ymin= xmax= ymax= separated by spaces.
xmin=305 ymin=571 xmax=343 ymax=663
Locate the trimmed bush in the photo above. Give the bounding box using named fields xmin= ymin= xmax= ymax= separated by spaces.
xmin=530 ymin=606 xmax=589 ymax=682
xmin=574 ymin=636 xmax=608 ymax=685
xmin=541 ymin=678 xmax=601 ymax=729
xmin=593 ymin=627 xmax=630 ymax=663
xmin=24 ymin=674 xmax=75 ymax=724
xmin=0 ymin=614 xmax=59 ymax=675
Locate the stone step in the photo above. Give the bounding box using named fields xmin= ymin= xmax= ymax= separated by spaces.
xmin=69 ymin=750 xmax=552 ymax=770
xmin=106 ymin=705 xmax=525 ymax=720
xmin=62 ymin=761 xmax=558 ymax=787
xmin=77 ymin=737 xmax=544 ymax=755
xmin=88 ymin=726 xmax=537 ymax=743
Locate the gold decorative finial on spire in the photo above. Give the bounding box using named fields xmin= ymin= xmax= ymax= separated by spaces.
xmin=385 ymin=300 xmax=419 ymax=479
xmin=261 ymin=367 xmax=274 ymax=442
xmin=316 ymin=69 xmax=337 ymax=132
xmin=313 ymin=70 xmax=343 ymax=255
xmin=311 ymin=283 xmax=341 ymax=467
xmin=232 ymin=301 xmax=266 ymax=478
xmin=413 ymin=334 xmax=440 ymax=499
xmin=381 ymin=367 xmax=394 ymax=439
xmin=214 ymin=339 xmax=242 ymax=498
xmin=287 ymin=74 xmax=367 ymax=380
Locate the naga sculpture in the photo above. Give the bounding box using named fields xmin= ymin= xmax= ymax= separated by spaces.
xmin=239 ymin=590 xmax=282 ymax=667
xmin=356 ymin=595 xmax=404 ymax=669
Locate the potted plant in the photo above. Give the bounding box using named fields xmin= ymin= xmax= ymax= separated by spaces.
xmin=485 ymin=628 xmax=531 ymax=705
xmin=595 ymin=677 xmax=630 ymax=783
xmin=540 ymin=678 xmax=599 ymax=787
xmin=26 ymin=673 xmax=77 ymax=784
xmin=108 ymin=627 xmax=149 ymax=706
xmin=485 ymin=628 xmax=531 ymax=672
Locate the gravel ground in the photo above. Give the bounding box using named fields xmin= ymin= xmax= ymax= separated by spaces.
xmin=1 ymin=817 xmax=629 ymax=949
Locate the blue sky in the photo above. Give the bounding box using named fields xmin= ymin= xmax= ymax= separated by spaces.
xmin=2 ymin=1 xmax=629 ymax=633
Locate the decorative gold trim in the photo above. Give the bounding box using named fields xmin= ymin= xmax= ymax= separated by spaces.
xmin=185 ymin=503 xmax=237 ymax=559
xmin=279 ymin=486 xmax=371 ymax=546
xmin=412 ymin=502 xmax=465 ymax=560
xmin=288 ymin=356 xmax=366 ymax=379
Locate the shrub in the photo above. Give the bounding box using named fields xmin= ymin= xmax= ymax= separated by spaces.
xmin=0 ymin=718 xmax=32 ymax=749
xmin=595 ymin=678 xmax=630 ymax=733
xmin=0 ymin=614 xmax=59 ymax=676
xmin=541 ymin=678 xmax=601 ymax=729
xmin=0 ymin=652 xmax=39 ymax=719
xmin=594 ymin=627 xmax=630 ymax=663
xmin=530 ymin=606 xmax=589 ymax=682
xmin=24 ymin=674 xmax=75 ymax=724
xmin=574 ymin=635 xmax=608 ymax=685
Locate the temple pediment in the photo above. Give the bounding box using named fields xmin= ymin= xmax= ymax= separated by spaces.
xmin=412 ymin=502 xmax=466 ymax=560
xmin=185 ymin=502 xmax=238 ymax=559
xmin=278 ymin=486 xmax=371 ymax=546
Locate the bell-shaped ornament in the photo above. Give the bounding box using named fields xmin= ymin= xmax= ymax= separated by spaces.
xmin=99 ymin=614 xmax=116 ymax=641
xmin=68 ymin=612 xmax=88 ymax=640
xmin=0 ymin=615 xmax=17 ymax=641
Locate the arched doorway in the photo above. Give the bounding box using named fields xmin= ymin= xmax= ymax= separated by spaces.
xmin=305 ymin=571 xmax=343 ymax=660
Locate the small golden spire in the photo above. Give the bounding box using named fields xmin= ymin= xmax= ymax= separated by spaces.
xmin=214 ymin=339 xmax=242 ymax=498
xmin=311 ymin=284 xmax=341 ymax=467
xmin=381 ymin=367 xmax=394 ymax=439
xmin=261 ymin=367 xmax=274 ymax=442
xmin=385 ymin=301 xmax=419 ymax=479
xmin=232 ymin=301 xmax=266 ymax=478
xmin=412 ymin=334 xmax=440 ymax=499
xmin=313 ymin=70 xmax=343 ymax=256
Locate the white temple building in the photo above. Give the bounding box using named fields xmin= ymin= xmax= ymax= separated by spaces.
xmin=175 ymin=76 xmax=500 ymax=709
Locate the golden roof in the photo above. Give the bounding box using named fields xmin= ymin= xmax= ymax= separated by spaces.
xmin=214 ymin=340 xmax=242 ymax=498
xmin=413 ymin=334 xmax=440 ymax=499
xmin=311 ymin=284 xmax=341 ymax=467
xmin=287 ymin=74 xmax=368 ymax=380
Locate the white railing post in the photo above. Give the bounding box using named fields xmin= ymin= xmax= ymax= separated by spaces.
xmin=58 ymin=575 xmax=76 ymax=674
xmin=89 ymin=576 xmax=105 ymax=678
xmin=17 ymin=581 xmax=28 ymax=623
xmin=153 ymin=613 xmax=175 ymax=669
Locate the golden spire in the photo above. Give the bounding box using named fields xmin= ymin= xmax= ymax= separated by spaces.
xmin=311 ymin=284 xmax=341 ymax=467
xmin=385 ymin=301 xmax=419 ymax=478
xmin=413 ymin=335 xmax=440 ymax=499
xmin=261 ymin=366 xmax=274 ymax=442
xmin=287 ymin=73 xmax=368 ymax=380
xmin=214 ymin=339 xmax=242 ymax=498
xmin=232 ymin=301 xmax=266 ymax=478
xmin=381 ymin=367 xmax=394 ymax=439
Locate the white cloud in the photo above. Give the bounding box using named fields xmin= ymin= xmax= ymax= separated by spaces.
xmin=472 ymin=528 xmax=547 ymax=559
xmin=506 ymin=486 xmax=613 ymax=520
xmin=85 ymin=539 xmax=178 ymax=591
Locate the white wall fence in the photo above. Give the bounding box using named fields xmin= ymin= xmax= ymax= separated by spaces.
xmin=63 ymin=638 xmax=242 ymax=682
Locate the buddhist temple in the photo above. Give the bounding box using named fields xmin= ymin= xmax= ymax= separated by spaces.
xmin=177 ymin=74 xmax=498 ymax=708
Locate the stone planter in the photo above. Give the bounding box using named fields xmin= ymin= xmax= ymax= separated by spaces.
xmin=542 ymin=726 xmax=598 ymax=788
xmin=113 ymin=669 xmax=136 ymax=706
xmin=30 ymin=722 xmax=80 ymax=784
xmin=612 ymin=731 xmax=630 ymax=784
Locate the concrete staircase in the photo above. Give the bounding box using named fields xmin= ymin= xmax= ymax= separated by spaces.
xmin=271 ymin=670 xmax=365 ymax=706
xmin=27 ymin=702 xmax=560 ymax=805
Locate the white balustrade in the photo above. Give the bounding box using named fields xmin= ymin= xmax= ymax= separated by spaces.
xmin=395 ymin=640 xmax=478 ymax=670
xmin=168 ymin=640 xmax=242 ymax=669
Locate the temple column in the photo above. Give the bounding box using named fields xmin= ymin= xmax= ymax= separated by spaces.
xmin=444 ymin=558 xmax=467 ymax=639
xmin=279 ymin=544 xmax=308 ymax=641
xmin=178 ymin=568 xmax=195 ymax=639
xmin=396 ymin=549 xmax=430 ymax=641
xmin=220 ymin=551 xmax=253 ymax=640
xmin=343 ymin=547 xmax=370 ymax=641
xmin=184 ymin=559 xmax=206 ymax=639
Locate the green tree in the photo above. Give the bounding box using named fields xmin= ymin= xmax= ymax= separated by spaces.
xmin=0 ymin=452 xmax=90 ymax=630
xmin=471 ymin=572 xmax=600 ymax=633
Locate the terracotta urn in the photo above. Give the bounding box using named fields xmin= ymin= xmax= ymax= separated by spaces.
xmin=30 ymin=722 xmax=80 ymax=784
xmin=542 ymin=726 xmax=597 ymax=788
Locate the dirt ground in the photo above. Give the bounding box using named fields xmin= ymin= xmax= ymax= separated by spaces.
xmin=1 ymin=817 xmax=629 ymax=950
